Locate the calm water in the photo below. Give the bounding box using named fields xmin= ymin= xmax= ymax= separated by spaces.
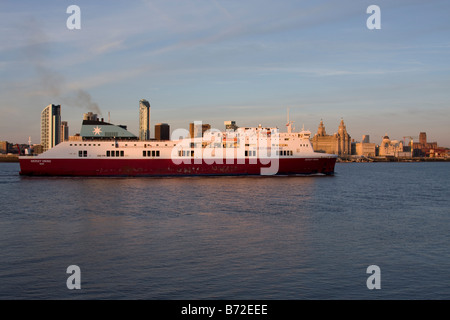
xmin=0 ymin=162 xmax=449 ymax=299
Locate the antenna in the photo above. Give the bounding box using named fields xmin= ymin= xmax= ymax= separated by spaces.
xmin=108 ymin=111 xmax=110 ymax=123
xmin=286 ymin=107 xmax=295 ymax=133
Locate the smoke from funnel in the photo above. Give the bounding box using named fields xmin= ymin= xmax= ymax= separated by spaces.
xmin=24 ymin=18 xmax=102 ymax=115
xmin=63 ymin=90 xmax=102 ymax=116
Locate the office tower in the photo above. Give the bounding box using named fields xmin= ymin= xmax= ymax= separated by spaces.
xmin=362 ymin=135 xmax=370 ymax=143
xmin=224 ymin=120 xmax=238 ymax=131
xmin=41 ymin=104 xmax=61 ymax=152
xmin=60 ymin=121 xmax=69 ymax=142
xmin=155 ymin=123 xmax=170 ymax=140
xmin=189 ymin=122 xmax=211 ymax=138
xmin=83 ymin=112 xmax=98 ymax=121
xmin=139 ymin=99 xmax=150 ymax=140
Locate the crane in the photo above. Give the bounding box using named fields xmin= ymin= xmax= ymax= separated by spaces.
xmin=403 ymin=136 xmax=414 ymax=144
xmin=403 ymin=136 xmax=416 ymax=157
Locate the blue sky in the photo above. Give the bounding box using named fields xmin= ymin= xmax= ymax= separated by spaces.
xmin=1 ymin=0 xmax=450 ymax=147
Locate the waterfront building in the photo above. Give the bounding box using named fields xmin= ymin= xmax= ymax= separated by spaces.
xmin=33 ymin=144 xmax=44 ymax=155
xmin=189 ymin=122 xmax=211 ymax=138
xmin=139 ymin=99 xmax=151 ymax=140
xmin=412 ymin=132 xmax=441 ymax=157
xmin=224 ymin=120 xmax=238 ymax=131
xmin=378 ymin=135 xmax=411 ymax=157
xmin=41 ymin=104 xmax=61 ymax=152
xmin=311 ymin=119 xmax=351 ymax=157
xmin=0 ymin=140 xmax=8 ymax=154
xmin=362 ymin=135 xmax=370 ymax=143
xmin=155 ymin=123 xmax=170 ymax=140
xmin=83 ymin=112 xmax=98 ymax=121
xmin=60 ymin=121 xmax=69 ymax=142
xmin=355 ymin=135 xmax=376 ymax=157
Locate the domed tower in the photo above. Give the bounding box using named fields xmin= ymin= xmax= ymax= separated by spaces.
xmin=317 ymin=119 xmax=327 ymax=136
xmin=338 ymin=118 xmax=350 ymax=156
xmin=379 ymin=134 xmax=391 ymax=156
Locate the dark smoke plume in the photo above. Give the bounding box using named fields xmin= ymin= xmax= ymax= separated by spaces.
xmin=63 ymin=89 xmax=102 ymax=116
xmin=24 ymin=18 xmax=102 ymax=115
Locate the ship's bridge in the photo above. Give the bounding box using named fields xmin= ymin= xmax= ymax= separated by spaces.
xmin=80 ymin=120 xmax=137 ymax=140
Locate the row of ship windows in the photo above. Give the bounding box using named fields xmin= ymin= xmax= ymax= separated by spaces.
xmin=76 ymin=149 xmax=293 ymax=158
xmin=78 ymin=150 xmax=126 ymax=157
xmin=244 ymin=150 xmax=293 ymax=156
xmin=71 ymin=143 xmax=170 ymax=147
xmin=175 ymin=150 xmax=294 ymax=157
xmin=78 ymin=150 xmax=161 ymax=157
xmin=176 ymin=150 xmax=294 ymax=157
xmin=277 ymin=150 xmax=294 ymax=156
xmin=143 ymin=150 xmax=161 ymax=157
xmin=179 ymin=150 xmax=194 ymax=157
xmin=107 ymin=150 xmax=125 ymax=157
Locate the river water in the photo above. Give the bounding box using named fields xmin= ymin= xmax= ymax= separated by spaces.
xmin=0 ymin=162 xmax=449 ymax=299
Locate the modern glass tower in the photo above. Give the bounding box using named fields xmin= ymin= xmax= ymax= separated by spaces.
xmin=139 ymin=99 xmax=150 ymax=140
xmin=41 ymin=104 xmax=61 ymax=152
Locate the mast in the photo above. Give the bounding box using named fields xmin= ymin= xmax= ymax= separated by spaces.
xmin=286 ymin=108 xmax=294 ymax=133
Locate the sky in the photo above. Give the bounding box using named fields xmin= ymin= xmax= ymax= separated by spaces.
xmin=1 ymin=0 xmax=450 ymax=147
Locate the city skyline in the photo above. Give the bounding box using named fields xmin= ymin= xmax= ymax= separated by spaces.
xmin=1 ymin=0 xmax=450 ymax=147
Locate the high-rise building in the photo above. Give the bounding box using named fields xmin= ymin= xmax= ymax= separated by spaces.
xmin=0 ymin=141 xmax=8 ymax=154
xmin=362 ymin=135 xmax=370 ymax=144
xmin=224 ymin=120 xmax=238 ymax=131
xmin=155 ymin=123 xmax=170 ymax=140
xmin=139 ymin=99 xmax=150 ymax=140
xmin=41 ymin=104 xmax=61 ymax=152
xmin=83 ymin=112 xmax=98 ymax=121
xmin=189 ymin=122 xmax=211 ymax=138
xmin=60 ymin=121 xmax=69 ymax=142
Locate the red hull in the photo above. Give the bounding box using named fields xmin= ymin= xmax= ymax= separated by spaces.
xmin=19 ymin=157 xmax=336 ymax=176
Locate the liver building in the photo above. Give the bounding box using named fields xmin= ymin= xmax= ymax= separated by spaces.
xmin=311 ymin=119 xmax=351 ymax=157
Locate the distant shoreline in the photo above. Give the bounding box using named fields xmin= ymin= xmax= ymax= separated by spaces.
xmin=0 ymin=155 xmax=19 ymax=162
xmin=338 ymin=157 xmax=450 ymax=163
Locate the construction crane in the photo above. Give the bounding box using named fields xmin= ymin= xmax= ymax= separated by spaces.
xmin=403 ymin=136 xmax=414 ymax=143
xmin=403 ymin=136 xmax=416 ymax=157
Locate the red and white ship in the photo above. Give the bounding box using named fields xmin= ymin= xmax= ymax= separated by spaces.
xmin=19 ymin=117 xmax=337 ymax=177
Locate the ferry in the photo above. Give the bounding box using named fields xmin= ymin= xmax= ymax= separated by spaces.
xmin=19 ymin=117 xmax=337 ymax=176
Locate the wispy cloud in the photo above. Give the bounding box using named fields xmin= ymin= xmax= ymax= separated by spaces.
xmin=91 ymin=40 xmax=125 ymax=55
xmin=1 ymin=0 xmax=450 ymax=145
